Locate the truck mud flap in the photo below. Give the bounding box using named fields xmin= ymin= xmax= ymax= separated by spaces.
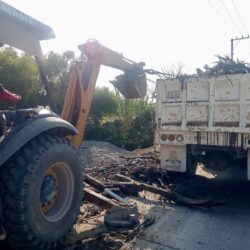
xmin=160 ymin=145 xmax=187 ymax=172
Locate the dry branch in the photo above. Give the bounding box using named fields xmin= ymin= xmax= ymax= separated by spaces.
xmin=114 ymin=174 xmax=219 ymax=207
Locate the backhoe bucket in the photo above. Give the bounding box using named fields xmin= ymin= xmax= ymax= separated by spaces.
xmin=80 ymin=39 xmax=147 ymax=99
xmin=111 ymin=70 xmax=147 ymax=99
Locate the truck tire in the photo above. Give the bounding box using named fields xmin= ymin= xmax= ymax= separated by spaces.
xmin=0 ymin=134 xmax=83 ymax=249
xmin=186 ymin=152 xmax=197 ymax=176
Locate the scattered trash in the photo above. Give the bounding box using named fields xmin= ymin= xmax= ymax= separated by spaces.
xmin=79 ymin=204 xmax=101 ymax=219
xmin=85 ymin=174 xmax=134 ymax=207
xmin=126 ymin=215 xmax=155 ymax=240
xmin=67 ymin=141 xmax=227 ymax=249
xmin=103 ymin=188 xmax=133 ymax=207
xmin=112 ymin=174 xmax=224 ymax=207
xmin=104 ymin=206 xmax=139 ymax=230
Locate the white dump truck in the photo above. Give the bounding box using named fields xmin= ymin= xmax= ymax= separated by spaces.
xmin=155 ymin=73 xmax=250 ymax=178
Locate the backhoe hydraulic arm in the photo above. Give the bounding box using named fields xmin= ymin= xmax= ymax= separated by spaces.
xmin=61 ymin=40 xmax=147 ymax=149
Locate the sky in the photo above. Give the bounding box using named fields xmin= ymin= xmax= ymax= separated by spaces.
xmin=3 ymin=0 xmax=250 ymax=88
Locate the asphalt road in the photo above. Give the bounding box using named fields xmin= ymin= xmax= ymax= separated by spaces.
xmin=135 ymin=165 xmax=250 ymax=250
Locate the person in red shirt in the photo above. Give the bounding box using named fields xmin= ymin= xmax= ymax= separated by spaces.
xmin=0 ymin=83 xmax=21 ymax=103
xmin=0 ymin=65 xmax=21 ymax=103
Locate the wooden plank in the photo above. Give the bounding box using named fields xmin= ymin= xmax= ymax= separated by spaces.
xmin=65 ymin=222 xmax=105 ymax=245
xmin=84 ymin=187 xmax=118 ymax=210
xmin=85 ymin=174 xmax=106 ymax=192
xmin=114 ymin=174 xmax=216 ymax=207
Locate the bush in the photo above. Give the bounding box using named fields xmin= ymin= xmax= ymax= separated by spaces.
xmin=84 ymin=93 xmax=155 ymax=150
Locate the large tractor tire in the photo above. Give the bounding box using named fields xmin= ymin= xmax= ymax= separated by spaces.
xmin=0 ymin=134 xmax=83 ymax=249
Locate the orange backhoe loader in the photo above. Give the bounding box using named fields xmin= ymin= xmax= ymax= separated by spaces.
xmin=61 ymin=39 xmax=147 ymax=149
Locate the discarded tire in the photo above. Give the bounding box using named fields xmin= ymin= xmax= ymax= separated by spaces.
xmin=104 ymin=206 xmax=139 ymax=230
xmin=0 ymin=134 xmax=83 ymax=249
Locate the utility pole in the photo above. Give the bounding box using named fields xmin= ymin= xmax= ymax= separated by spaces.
xmin=231 ymin=35 xmax=250 ymax=60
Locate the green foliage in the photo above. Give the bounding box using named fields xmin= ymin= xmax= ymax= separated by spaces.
xmin=90 ymin=87 xmax=117 ymax=126
xmin=0 ymin=47 xmax=41 ymax=108
xmin=123 ymin=105 xmax=155 ymax=149
xmin=85 ymin=89 xmax=155 ymax=150
xmin=0 ymin=47 xmax=154 ymax=150
xmin=114 ymin=97 xmax=155 ymax=149
xmin=85 ymin=87 xmax=120 ymax=140
xmin=0 ymin=47 xmax=75 ymax=111
xmin=43 ymin=50 xmax=76 ymax=112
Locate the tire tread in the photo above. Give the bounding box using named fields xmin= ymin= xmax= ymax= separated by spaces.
xmin=0 ymin=134 xmax=82 ymax=249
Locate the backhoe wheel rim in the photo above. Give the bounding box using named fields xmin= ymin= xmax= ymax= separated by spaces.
xmin=40 ymin=162 xmax=74 ymax=222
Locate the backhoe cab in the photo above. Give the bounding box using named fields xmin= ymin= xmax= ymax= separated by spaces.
xmin=0 ymin=1 xmax=147 ymax=249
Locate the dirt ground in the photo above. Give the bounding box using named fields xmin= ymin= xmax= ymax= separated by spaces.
xmin=2 ymin=141 xmax=250 ymax=250
xmin=63 ymin=141 xmax=250 ymax=250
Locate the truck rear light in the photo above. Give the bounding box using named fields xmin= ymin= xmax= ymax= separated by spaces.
xmin=168 ymin=134 xmax=175 ymax=142
xmin=161 ymin=134 xmax=167 ymax=141
xmin=176 ymin=135 xmax=184 ymax=142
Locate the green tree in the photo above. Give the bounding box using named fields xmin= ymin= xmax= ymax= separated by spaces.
xmin=43 ymin=50 xmax=76 ymax=112
xmin=90 ymin=87 xmax=118 ymax=125
xmin=126 ymin=104 xmax=155 ymax=149
xmin=84 ymin=87 xmax=118 ymax=140
xmin=0 ymin=47 xmax=41 ymax=108
xmin=0 ymin=47 xmax=76 ymax=111
xmin=85 ymin=87 xmax=155 ymax=150
xmin=114 ymin=96 xmax=155 ymax=149
xmin=0 ymin=47 xmax=155 ymax=150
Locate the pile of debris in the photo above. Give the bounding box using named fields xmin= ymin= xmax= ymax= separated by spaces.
xmin=80 ymin=142 xmax=218 ymax=207
xmin=160 ymin=55 xmax=250 ymax=82
xmin=196 ymin=55 xmax=250 ymax=77
xmin=66 ymin=141 xmax=225 ymax=250
xmin=110 ymin=64 xmax=147 ymax=99
xmin=80 ymin=141 xmax=159 ymax=181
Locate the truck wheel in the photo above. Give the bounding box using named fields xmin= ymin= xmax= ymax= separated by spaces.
xmin=186 ymin=152 xmax=197 ymax=176
xmin=0 ymin=134 xmax=83 ymax=249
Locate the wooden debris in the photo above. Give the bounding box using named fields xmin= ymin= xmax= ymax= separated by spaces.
xmin=85 ymin=173 xmax=225 ymax=208
xmin=65 ymin=223 xmax=105 ymax=245
xmin=114 ymin=174 xmax=219 ymax=207
xmin=196 ymin=55 xmax=250 ymax=77
xmin=85 ymin=174 xmax=106 ymax=192
xmin=119 ymin=155 xmax=159 ymax=161
xmin=85 ymin=174 xmax=133 ymax=206
xmin=84 ymin=187 xmax=119 ymax=210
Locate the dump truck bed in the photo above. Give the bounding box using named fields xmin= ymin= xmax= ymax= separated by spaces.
xmin=155 ymin=73 xmax=250 ymax=150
